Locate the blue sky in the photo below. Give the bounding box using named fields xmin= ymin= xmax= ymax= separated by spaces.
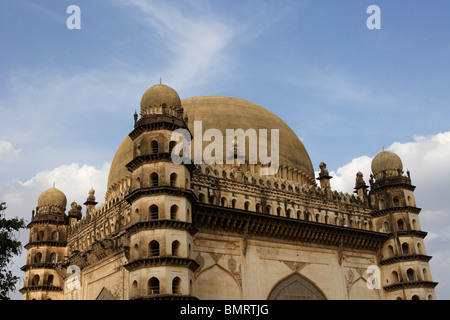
xmin=1 ymin=0 xmax=450 ymax=300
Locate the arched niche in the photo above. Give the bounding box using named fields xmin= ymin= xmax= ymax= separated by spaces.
xmin=194 ymin=265 xmax=241 ymax=300
xmin=268 ymin=273 xmax=326 ymax=300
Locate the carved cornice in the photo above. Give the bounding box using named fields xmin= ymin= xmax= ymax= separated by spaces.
xmin=27 ymin=218 xmax=68 ymax=228
xmin=371 ymin=206 xmax=421 ymax=218
xmin=130 ymin=115 xmax=187 ymax=140
xmin=383 ymin=281 xmax=438 ymax=292
xmin=21 ymin=262 xmax=58 ymax=272
xmin=64 ymin=233 xmax=129 ymax=270
xmin=19 ymin=285 xmax=63 ymax=293
xmin=193 ymin=203 xmax=388 ymax=251
xmin=124 ymin=256 xmax=200 ymax=272
xmin=24 ymin=240 xmax=67 ymax=250
xmin=385 ymin=230 xmax=428 ymax=239
xmin=126 ymin=220 xmax=198 ymax=236
xmin=125 ymin=186 xmax=198 ymax=204
xmin=380 ymin=254 xmax=432 ymax=265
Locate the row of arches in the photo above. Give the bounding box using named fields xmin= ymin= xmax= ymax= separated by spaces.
xmin=29 ymin=274 xmax=57 ymax=287
xmin=388 ymin=266 xmax=431 ymax=285
xmin=30 ymin=251 xmax=60 ymax=264
xmin=135 ymin=172 xmax=184 ymax=189
xmin=135 ymin=139 xmax=178 ymax=157
xmin=382 ymin=217 xmax=419 ymax=233
xmin=198 ymin=193 xmax=371 ymax=230
xmin=32 ymin=229 xmax=61 ymax=242
xmin=132 ymin=239 xmax=190 ymax=260
xmin=135 ymin=204 xmax=185 ymax=221
xmin=378 ymin=194 xmax=415 ymax=210
xmin=131 ymin=276 xmax=184 ymax=297
xmin=383 ymin=241 xmax=425 ymax=259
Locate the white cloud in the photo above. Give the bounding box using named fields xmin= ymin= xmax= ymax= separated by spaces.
xmin=329 ymin=131 xmax=450 ymax=299
xmin=0 ymin=141 xmax=21 ymax=162
xmin=118 ymin=0 xmax=236 ymax=90
xmin=0 ymin=162 xmax=110 ymax=299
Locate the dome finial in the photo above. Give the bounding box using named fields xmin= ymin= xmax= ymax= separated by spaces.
xmin=160 ymin=77 xmax=162 ymax=85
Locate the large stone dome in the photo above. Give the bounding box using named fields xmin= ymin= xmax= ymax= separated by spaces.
xmin=107 ymin=91 xmax=315 ymax=194
xmin=37 ymin=187 xmax=67 ymax=209
xmin=140 ymin=84 xmax=182 ymax=114
xmin=181 ymin=95 xmax=314 ymax=178
xmin=371 ymin=150 xmax=403 ymax=176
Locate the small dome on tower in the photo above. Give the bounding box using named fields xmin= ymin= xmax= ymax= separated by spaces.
xmin=37 ymin=187 xmax=67 ymax=209
xmin=371 ymin=150 xmax=403 ymax=176
xmin=140 ymin=83 xmax=182 ymax=114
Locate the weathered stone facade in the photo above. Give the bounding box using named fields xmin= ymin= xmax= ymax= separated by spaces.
xmin=20 ymin=84 xmax=437 ymax=300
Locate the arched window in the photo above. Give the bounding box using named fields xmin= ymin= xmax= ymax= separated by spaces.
xmin=148 ymin=277 xmax=160 ymax=295
xmin=136 ymin=177 xmax=141 ymax=187
xmin=266 ymin=205 xmax=272 ymax=215
xmin=170 ymin=173 xmax=177 ymax=187
xmin=50 ymin=252 xmax=57 ymax=263
xmin=379 ymin=199 xmax=385 ymax=210
xmin=51 ymin=231 xmax=59 ymax=241
xmin=417 ymin=242 xmax=423 ymax=254
xmin=397 ymin=219 xmax=405 ymax=231
xmin=34 ymin=252 xmax=43 ymax=263
xmin=32 ymin=275 xmax=40 ymax=286
xmin=423 ymin=268 xmax=429 ymax=281
xmin=286 ymin=209 xmax=292 ymax=218
xmin=387 ymin=245 xmax=395 ymax=258
xmin=37 ymin=231 xmax=44 ymax=241
xmin=150 ymin=172 xmax=159 ymax=187
xmin=402 ymin=243 xmax=410 ymax=255
xmin=136 ymin=145 xmax=141 ymax=156
xmin=244 ymin=202 xmax=250 ymax=211
xmin=199 ymin=193 xmax=205 ymax=203
xmin=407 ymin=269 xmax=415 ymax=281
xmin=390 ymin=271 xmax=399 ymax=284
xmin=149 ymin=205 xmax=159 ymax=220
xmin=232 ymin=199 xmax=237 ymax=209
xmin=169 ymin=141 xmax=176 ymax=154
xmin=172 ymin=277 xmax=181 ymax=294
xmin=412 ymin=295 xmax=420 ymax=300
xmin=277 ymin=207 xmax=282 ymax=216
xmin=149 ymin=240 xmax=160 ymax=257
xmin=151 ymin=140 xmax=158 ymax=154
xmin=170 ymin=205 xmax=178 ymax=220
xmin=133 ymin=244 xmax=139 ymax=259
xmin=209 ymin=195 xmax=215 ymax=205
xmin=383 ymin=221 xmax=390 ymax=233
xmin=132 ymin=281 xmax=139 ymax=298
xmin=255 ymin=203 xmax=261 ymax=213
xmin=47 ymin=275 xmax=54 ymax=286
xmin=172 ymin=240 xmax=180 ymax=256
xmin=221 ymin=197 xmax=228 ymax=207
xmin=393 ymin=196 xmax=400 ymax=207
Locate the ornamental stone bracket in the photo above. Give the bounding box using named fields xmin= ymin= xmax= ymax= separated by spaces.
xmin=281 ymin=260 xmax=309 ymax=274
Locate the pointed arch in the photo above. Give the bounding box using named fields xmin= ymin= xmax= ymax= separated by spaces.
xmin=268 ymin=273 xmax=326 ymax=300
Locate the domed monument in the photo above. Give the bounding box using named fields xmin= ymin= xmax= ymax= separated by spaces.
xmin=21 ymin=84 xmax=437 ymax=300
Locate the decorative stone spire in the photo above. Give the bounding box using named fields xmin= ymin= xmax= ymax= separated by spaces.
xmin=317 ymin=162 xmax=332 ymax=199
xmin=354 ymin=172 xmax=369 ymax=207
xmin=84 ymin=187 xmax=98 ymax=214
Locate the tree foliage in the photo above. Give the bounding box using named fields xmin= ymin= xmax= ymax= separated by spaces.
xmin=0 ymin=202 xmax=26 ymax=300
